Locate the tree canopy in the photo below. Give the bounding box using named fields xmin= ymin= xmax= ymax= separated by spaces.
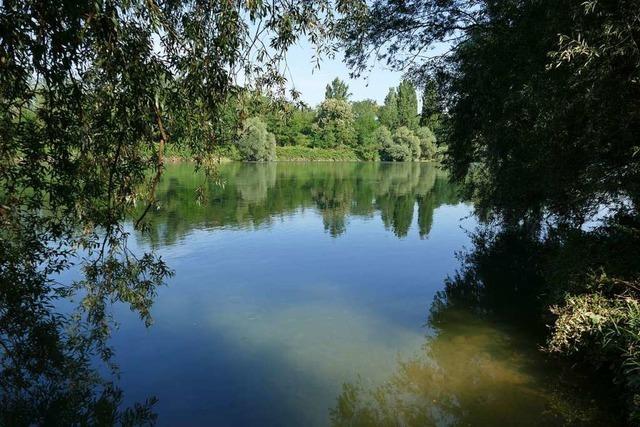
xmin=338 ymin=0 xmax=640 ymax=223
xmin=324 ymin=77 xmax=351 ymax=101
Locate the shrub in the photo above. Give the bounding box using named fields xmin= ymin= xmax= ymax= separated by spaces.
xmin=415 ymin=126 xmax=437 ymax=160
xmin=376 ymin=126 xmax=412 ymax=162
xmin=375 ymin=126 xmax=397 ymax=161
xmin=293 ymin=133 xmax=311 ymax=147
xmin=549 ymin=283 xmax=640 ymax=422
xmin=393 ymin=126 xmax=421 ymax=160
xmin=373 ymin=126 xmax=393 ymax=149
xmin=275 ymin=146 xmax=358 ymax=161
xmin=356 ymin=139 xmax=380 ymax=161
xmin=236 ymin=117 xmax=276 ymax=161
xmin=382 ymin=142 xmax=412 ymax=161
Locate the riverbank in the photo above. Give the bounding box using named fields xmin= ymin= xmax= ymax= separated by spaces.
xmin=165 ymin=145 xmax=365 ymax=162
xmin=275 ymin=146 xmax=359 ymax=161
xmin=165 ymin=145 xmax=445 ymax=163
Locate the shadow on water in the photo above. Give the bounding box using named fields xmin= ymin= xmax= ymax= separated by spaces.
xmin=329 ymin=224 xmax=622 ymax=426
xmin=329 ymin=308 xmax=614 ymax=426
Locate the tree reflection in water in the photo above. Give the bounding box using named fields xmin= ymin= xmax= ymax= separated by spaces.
xmin=0 ymin=261 xmax=161 ymax=425
xmin=330 ymin=310 xmax=610 ymax=426
xmin=136 ymin=162 xmax=460 ymax=245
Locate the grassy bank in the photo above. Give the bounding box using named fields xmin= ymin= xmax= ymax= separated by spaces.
xmin=162 ymin=143 xmax=445 ymax=162
xmin=162 ymin=144 xmax=242 ymax=163
xmin=275 ymin=146 xmax=359 ymax=161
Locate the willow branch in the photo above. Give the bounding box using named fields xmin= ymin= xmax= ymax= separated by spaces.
xmin=135 ymin=105 xmax=166 ymax=229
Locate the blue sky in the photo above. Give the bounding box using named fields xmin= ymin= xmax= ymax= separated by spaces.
xmin=283 ymin=40 xmax=404 ymax=107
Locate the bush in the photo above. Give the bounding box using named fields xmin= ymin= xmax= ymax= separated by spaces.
xmin=549 ymin=284 xmax=640 ymax=422
xmin=415 ymin=126 xmax=437 ymax=160
xmin=394 ymin=126 xmax=421 ymax=160
xmin=293 ymin=133 xmax=312 ymax=147
xmin=356 ymin=139 xmax=380 ymax=161
xmin=378 ymin=126 xmax=418 ymax=161
xmin=383 ymin=143 xmax=412 ymax=161
xmin=377 ymin=126 xmax=412 ymax=161
xmin=373 ymin=126 xmax=393 ymax=148
xmin=236 ymin=117 xmax=276 ymax=161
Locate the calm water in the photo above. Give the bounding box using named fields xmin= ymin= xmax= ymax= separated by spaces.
xmin=95 ymin=162 xmax=606 ymax=425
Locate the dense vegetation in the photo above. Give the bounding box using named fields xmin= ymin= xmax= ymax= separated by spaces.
xmin=275 ymin=146 xmax=359 ymax=162
xmin=192 ymin=77 xmax=443 ymax=162
xmin=236 ymin=117 xmax=276 ymax=161
xmin=339 ymin=0 xmax=640 ymax=421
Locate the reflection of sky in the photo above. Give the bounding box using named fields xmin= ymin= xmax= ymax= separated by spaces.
xmin=106 ymin=202 xmax=474 ymax=426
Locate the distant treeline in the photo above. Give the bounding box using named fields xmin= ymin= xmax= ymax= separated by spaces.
xmin=181 ymin=78 xmax=444 ymax=162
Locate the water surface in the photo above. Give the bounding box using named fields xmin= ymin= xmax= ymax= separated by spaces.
xmin=101 ymin=162 xmax=606 ymax=425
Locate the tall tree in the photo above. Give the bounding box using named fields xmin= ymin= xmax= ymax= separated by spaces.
xmin=379 ymin=88 xmax=398 ymax=129
xmin=420 ymin=77 xmax=440 ymax=131
xmin=352 ymin=99 xmax=380 ymax=160
xmin=352 ymin=100 xmax=379 ymax=142
xmin=396 ymin=80 xmax=419 ymax=130
xmin=325 ymin=77 xmax=352 ymax=101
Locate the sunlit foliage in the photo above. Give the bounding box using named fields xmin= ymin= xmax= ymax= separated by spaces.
xmin=396 ymin=80 xmax=419 ymax=130
xmin=325 ymin=77 xmax=352 ymax=101
xmin=352 ymin=99 xmax=380 ymax=160
xmin=378 ymin=88 xmax=398 ymax=129
xmin=313 ymin=98 xmax=357 ymax=149
xmin=415 ymin=126 xmax=437 ymax=160
xmin=236 ymin=117 xmax=276 ymax=161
